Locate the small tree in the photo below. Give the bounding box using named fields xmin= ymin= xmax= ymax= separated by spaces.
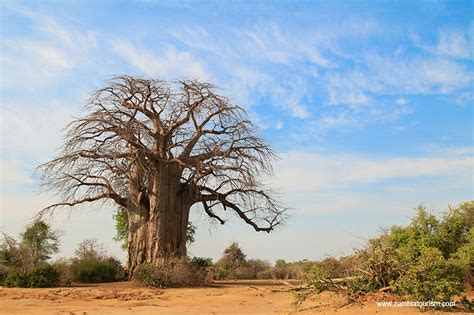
xmin=71 ymin=239 xmax=123 ymax=283
xmin=214 ymin=242 xmax=248 ymax=279
xmin=21 ymin=221 xmax=60 ymax=267
xmin=74 ymin=239 xmax=106 ymax=260
xmin=0 ymin=220 xmax=60 ymax=269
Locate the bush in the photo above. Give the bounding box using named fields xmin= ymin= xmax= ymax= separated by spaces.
xmin=71 ymin=257 xmax=123 ymax=283
xmin=211 ymin=244 xmax=273 ymax=280
xmin=134 ymin=264 xmax=167 ymax=287
xmin=214 ymin=268 xmax=231 ymax=280
xmin=52 ymin=259 xmax=73 ymax=286
xmin=4 ymin=264 xmax=60 ymax=288
xmin=0 ymin=264 xmax=10 ymax=286
xmin=256 ymin=270 xmax=272 ymax=279
xmin=296 ymin=201 xmax=474 ymax=309
xmin=69 ymin=239 xmax=124 ymax=283
xmin=271 ymin=260 xmax=305 ymax=279
xmin=395 ymin=247 xmax=466 ymax=301
xmin=134 ymin=258 xmax=205 ymax=287
xmin=3 ymin=269 xmax=29 ymax=287
xmin=190 ymin=257 xmax=213 ymax=271
xmin=27 ymin=264 xmax=60 ymax=287
xmin=212 ymin=243 xmax=248 ymax=279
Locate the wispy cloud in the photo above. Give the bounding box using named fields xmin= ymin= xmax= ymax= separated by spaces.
xmin=436 ymin=30 xmax=472 ymax=59
xmin=0 ymin=4 xmax=98 ymax=89
xmin=111 ymin=40 xmax=209 ymax=80
xmin=173 ymin=20 xmax=471 ymax=133
xmin=325 ymin=55 xmax=471 ymax=107
xmin=413 ymin=28 xmax=473 ymax=59
xmin=274 ymin=149 xmax=473 ymax=192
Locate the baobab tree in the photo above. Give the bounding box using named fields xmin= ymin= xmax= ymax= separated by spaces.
xmin=38 ymin=76 xmax=288 ymax=275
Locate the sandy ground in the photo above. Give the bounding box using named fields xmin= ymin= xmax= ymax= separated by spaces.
xmin=0 ymin=280 xmax=469 ymax=314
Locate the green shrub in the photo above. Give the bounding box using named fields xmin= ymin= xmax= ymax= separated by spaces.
xmin=215 ymin=269 xmax=230 ymax=280
xmin=395 ymin=247 xmax=466 ymax=301
xmin=0 ymin=264 xmax=11 ymax=286
xmin=134 ymin=258 xmax=205 ymax=287
xmin=4 ymin=265 xmax=60 ymax=288
xmin=71 ymin=257 xmax=122 ymax=283
xmin=4 ymin=269 xmax=29 ymax=287
xmin=296 ymin=201 xmax=473 ymax=309
xmin=190 ymin=257 xmax=213 ymax=271
xmin=0 ymin=220 xmax=60 ymax=270
xmin=26 ymin=264 xmax=60 ymax=287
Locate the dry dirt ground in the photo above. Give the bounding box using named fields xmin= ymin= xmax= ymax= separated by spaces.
xmin=0 ymin=280 xmax=469 ymax=315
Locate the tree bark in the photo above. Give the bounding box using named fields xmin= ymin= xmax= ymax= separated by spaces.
xmin=126 ymin=165 xmax=191 ymax=278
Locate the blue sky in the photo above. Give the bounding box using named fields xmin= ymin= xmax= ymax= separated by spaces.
xmin=1 ymin=0 xmax=473 ymax=263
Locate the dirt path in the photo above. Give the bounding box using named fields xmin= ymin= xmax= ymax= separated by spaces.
xmin=0 ymin=281 xmax=464 ymax=314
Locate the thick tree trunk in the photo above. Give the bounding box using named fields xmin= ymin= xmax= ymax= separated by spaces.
xmin=126 ymin=165 xmax=191 ymax=278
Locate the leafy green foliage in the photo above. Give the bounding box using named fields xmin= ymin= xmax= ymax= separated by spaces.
xmin=71 ymin=257 xmax=122 ymax=283
xmin=0 ymin=234 xmax=23 ymax=269
xmin=274 ymin=259 xmax=287 ymax=268
xmin=0 ymin=221 xmax=126 ymax=287
xmin=190 ymin=257 xmax=213 ymax=271
xmin=211 ymin=243 xmax=275 ymax=279
xmin=296 ymin=201 xmax=473 ymax=308
xmin=294 ymin=264 xmax=328 ymax=307
xmin=21 ymin=221 xmax=60 ymax=265
xmin=3 ymin=269 xmax=29 ymax=287
xmin=0 ymin=220 xmax=60 ymax=270
xmin=4 ymin=265 xmax=60 ymax=288
xmin=271 ymin=259 xmax=312 ymax=279
xmin=0 ymin=264 xmax=10 ymax=285
xmin=186 ymin=222 xmax=197 ymax=244
xmin=70 ymin=239 xmax=124 ymax=283
xmin=394 ymin=247 xmax=466 ymax=301
xmin=113 ymin=207 xmax=128 ymax=250
xmin=212 ymin=242 xmax=248 ymax=279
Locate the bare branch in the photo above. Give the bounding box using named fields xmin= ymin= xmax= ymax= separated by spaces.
xmin=37 ymin=75 xmax=288 ymax=234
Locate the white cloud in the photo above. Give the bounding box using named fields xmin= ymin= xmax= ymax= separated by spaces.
xmin=325 ymin=55 xmax=471 ymax=108
xmin=0 ymin=4 xmax=100 ymax=89
xmin=6 ymin=39 xmax=72 ymax=69
xmin=437 ymin=30 xmax=471 ymax=59
xmin=0 ymin=40 xmax=73 ymax=88
xmin=274 ymin=150 xmax=473 ymax=192
xmin=224 ymin=67 xmax=270 ymax=106
xmin=111 ymin=40 xmax=208 ymax=80
xmin=421 ymin=59 xmax=471 ymax=92
xmin=171 ymin=26 xmax=227 ymax=57
xmin=412 ymin=29 xmax=472 ymax=59
xmin=270 ymin=77 xmax=311 ymax=119
xmin=236 ymin=25 xmax=335 ymax=68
